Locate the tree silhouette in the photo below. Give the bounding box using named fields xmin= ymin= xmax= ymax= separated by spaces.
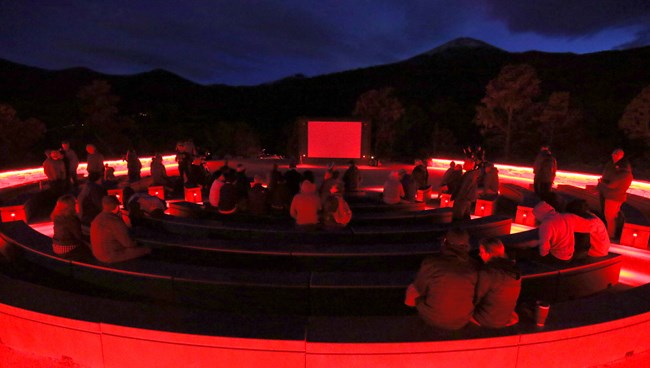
xmin=619 ymin=85 xmax=650 ymax=145
xmin=77 ymin=80 xmax=133 ymax=155
xmin=475 ymin=64 xmax=541 ymax=159
xmin=0 ymin=104 xmax=46 ymax=166
xmin=353 ymin=87 xmax=404 ymax=158
xmin=536 ymin=91 xmax=583 ymax=149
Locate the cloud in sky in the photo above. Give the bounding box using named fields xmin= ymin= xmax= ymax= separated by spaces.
xmin=1 ymin=0 xmax=649 ymax=85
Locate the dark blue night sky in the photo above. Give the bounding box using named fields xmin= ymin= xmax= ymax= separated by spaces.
xmin=1 ymin=0 xmax=649 ymax=86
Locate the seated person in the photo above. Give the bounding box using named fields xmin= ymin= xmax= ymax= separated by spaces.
xmin=290 ymin=180 xmax=321 ymax=228
xmin=514 ymin=201 xmax=590 ymax=262
xmin=382 ymin=171 xmax=405 ymax=205
xmin=208 ymin=173 xmax=225 ymax=208
xmin=399 ymin=169 xmax=417 ymax=202
xmin=90 ymin=195 xmax=151 ymax=263
xmin=472 ymin=238 xmax=521 ymax=328
xmin=77 ymin=172 xmax=106 ymax=225
xmin=248 ymin=175 xmax=269 ymax=216
xmin=565 ymin=199 xmax=610 ymax=258
xmin=122 ymin=187 xmax=167 ymax=219
xmin=218 ymin=173 xmax=239 ymax=214
xmin=51 ymin=194 xmax=91 ymax=259
xmin=322 ymin=183 xmax=352 ymax=230
xmin=405 ymin=228 xmax=479 ymax=330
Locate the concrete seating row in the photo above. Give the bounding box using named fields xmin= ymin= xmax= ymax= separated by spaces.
xmin=167 ymin=201 xmax=453 ymax=226
xmin=0 ymin=221 xmax=622 ymax=317
xmin=134 ymin=213 xmax=513 ymax=244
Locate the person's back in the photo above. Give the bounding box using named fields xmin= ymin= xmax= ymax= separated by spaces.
xmin=342 ymin=163 xmax=361 ymax=192
xmin=209 ymin=176 xmax=225 ymax=207
xmin=383 ymin=171 xmax=404 ymax=204
xmin=473 ymin=238 xmax=521 ymax=328
xmin=290 ymin=180 xmax=321 ymax=226
xmin=78 ymin=174 xmax=107 ymax=225
xmin=248 ymin=176 xmax=269 ymax=216
xmin=218 ymin=179 xmax=238 ymax=214
xmin=322 ymin=184 xmax=352 ymax=229
xmin=90 ymin=196 xmax=150 ymax=263
xmin=533 ymin=201 xmax=589 ymax=261
xmin=412 ymin=160 xmax=429 ymax=189
xmin=284 ymin=167 xmax=302 ymax=198
xmin=150 ymin=155 xmax=169 ymax=186
xmin=405 ymin=229 xmax=478 ymax=330
xmin=400 ymin=171 xmax=417 ymax=202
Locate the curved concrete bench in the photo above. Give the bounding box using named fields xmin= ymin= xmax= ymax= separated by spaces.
xmin=134 ymin=214 xmax=513 ymax=244
xmin=167 ymin=201 xmax=453 ymax=225
xmin=0 ymin=245 xmax=640 ymax=368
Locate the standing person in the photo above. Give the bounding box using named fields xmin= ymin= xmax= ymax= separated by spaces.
xmin=342 ymin=160 xmax=362 ymax=192
xmin=472 ymin=238 xmax=521 ymax=328
xmin=90 ymin=196 xmax=151 ymax=263
xmin=125 ymin=148 xmax=142 ymax=183
xmin=597 ymin=149 xmax=633 ymax=239
xmin=51 ymin=194 xmax=90 ymax=259
xmin=451 ymin=160 xmax=479 ymax=221
xmin=60 ymin=140 xmax=79 ymax=189
xmin=85 ymin=144 xmax=105 ymax=179
xmin=411 ymin=159 xmax=429 ymax=190
xmin=284 ymin=161 xmax=302 ymax=199
xmin=43 ymin=149 xmax=67 ymax=197
xmin=404 ymin=228 xmax=479 ymax=330
xmin=289 ymin=180 xmax=321 ymax=229
xmin=533 ymin=146 xmax=557 ymax=197
xmin=175 ymin=142 xmax=192 ymax=186
xmin=481 ymin=163 xmax=499 ymax=197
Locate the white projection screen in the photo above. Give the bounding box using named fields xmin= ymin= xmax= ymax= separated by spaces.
xmin=307 ymin=121 xmax=362 ymax=158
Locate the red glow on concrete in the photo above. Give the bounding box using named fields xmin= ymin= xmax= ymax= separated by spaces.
xmin=307 ymin=121 xmax=362 ymax=158
xmin=0 ymin=155 xmax=178 ymax=190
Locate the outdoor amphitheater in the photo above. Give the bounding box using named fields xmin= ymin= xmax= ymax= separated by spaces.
xmin=1 ymin=155 xmax=650 ymax=368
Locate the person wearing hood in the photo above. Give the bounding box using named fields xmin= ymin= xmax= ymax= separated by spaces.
xmin=382 ymin=171 xmax=405 ymax=204
xmin=532 ymin=201 xmax=590 ymax=262
xmin=404 ymin=228 xmax=479 ymax=330
xmin=597 ymin=149 xmax=633 ymax=238
xmin=472 ymin=238 xmax=521 ymax=328
xmin=290 ymin=180 xmax=322 ymax=228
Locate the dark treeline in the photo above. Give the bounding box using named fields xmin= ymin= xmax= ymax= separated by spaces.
xmin=1 ymin=41 xmax=649 ymax=177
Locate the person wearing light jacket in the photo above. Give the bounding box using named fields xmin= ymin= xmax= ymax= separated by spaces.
xmin=532 ymin=201 xmax=590 ymax=262
xmin=290 ymin=180 xmax=322 ymax=227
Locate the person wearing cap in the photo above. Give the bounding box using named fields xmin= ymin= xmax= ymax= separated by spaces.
xmin=472 ymin=238 xmax=521 ymax=328
xmin=597 ymin=148 xmax=633 ymax=238
xmin=405 ymin=228 xmax=479 ymax=330
xmin=90 ymin=195 xmax=151 ymax=264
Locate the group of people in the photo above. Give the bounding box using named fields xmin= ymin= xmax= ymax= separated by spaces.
xmin=405 ymin=229 xmax=521 ymax=330
xmin=208 ymin=160 xmax=356 ymax=229
xmin=382 ymin=159 xmax=431 ymax=204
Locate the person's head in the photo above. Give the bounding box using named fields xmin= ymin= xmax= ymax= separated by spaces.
xmin=389 ymin=171 xmax=400 ymax=180
xmin=253 ymin=174 xmax=264 ymax=185
xmin=611 ymin=149 xmax=624 ymax=163
xmin=348 ymin=160 xmax=355 ymax=167
xmin=330 ymin=182 xmax=342 ymax=194
xmin=102 ymin=195 xmax=120 ymax=213
xmin=153 ymin=153 xmax=163 ymax=163
xmin=414 ymin=159 xmax=423 ymax=166
xmin=463 ymin=160 xmax=475 ymax=171
xmin=540 ymin=145 xmax=550 ymax=152
xmin=479 ymin=238 xmax=506 ymax=263
xmin=49 ymin=150 xmax=62 ymax=160
xmin=455 ymin=164 xmax=462 ymax=171
xmin=51 ymin=194 xmax=77 ymax=220
xmin=449 ymin=161 xmax=455 ymax=169
xmin=236 ymin=163 xmax=245 ymax=173
xmin=444 ymin=228 xmax=470 ymax=248
xmin=86 ymin=144 xmax=96 ymax=154
xmin=61 ymin=141 xmax=70 ymax=150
